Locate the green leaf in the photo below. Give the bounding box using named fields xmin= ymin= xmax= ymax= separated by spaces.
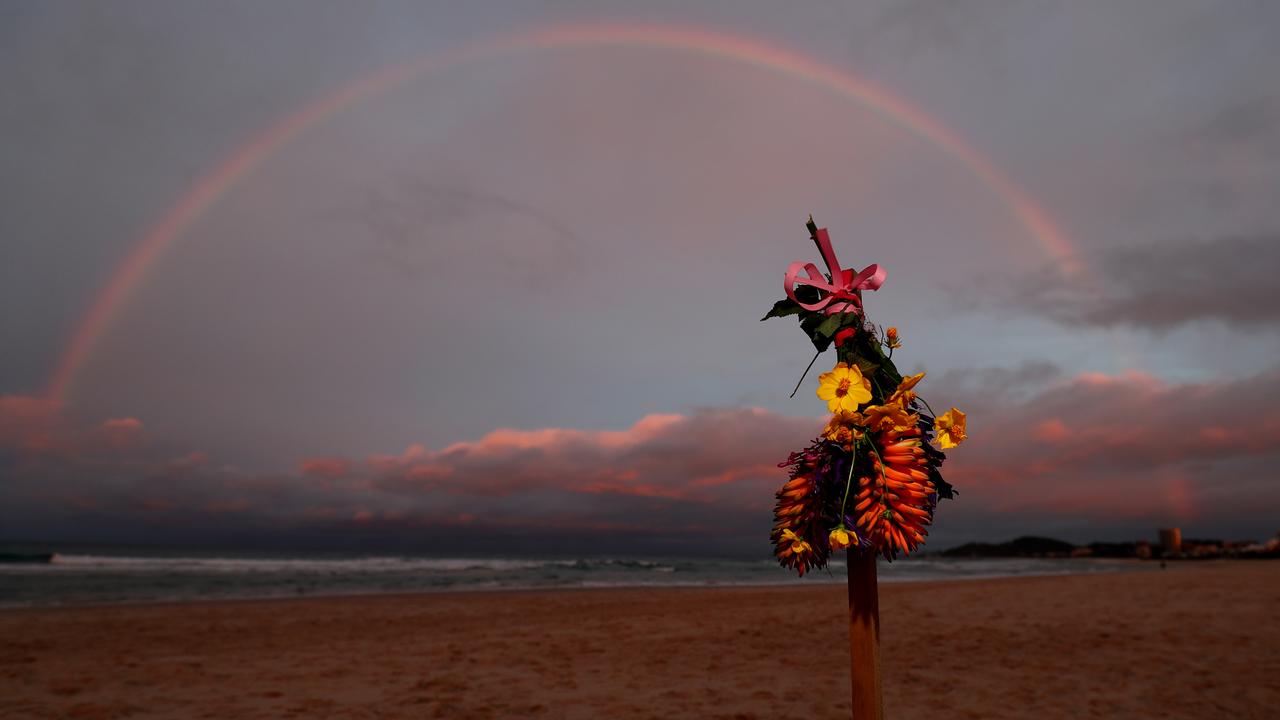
xmin=855 ymin=356 xmax=880 ymax=377
xmin=760 ymin=298 xmax=802 ymax=321
xmin=801 ymin=311 xmax=861 ymax=354
xmin=932 ymin=476 xmax=956 ymax=500
xmin=850 ymin=330 xmax=885 ymax=362
xmin=792 ymin=283 xmax=822 ymax=305
xmin=814 ymin=314 xmax=846 ymax=339
xmin=800 ymin=313 xmax=834 ymax=353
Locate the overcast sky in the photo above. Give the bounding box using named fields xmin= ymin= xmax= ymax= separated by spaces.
xmin=2 ymin=0 xmax=1278 ymax=553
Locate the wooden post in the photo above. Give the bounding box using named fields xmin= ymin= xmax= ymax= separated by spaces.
xmin=847 ymin=551 xmax=884 ymax=720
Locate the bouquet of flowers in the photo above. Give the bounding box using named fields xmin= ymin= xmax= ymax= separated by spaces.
xmin=764 ymin=218 xmax=967 ymax=576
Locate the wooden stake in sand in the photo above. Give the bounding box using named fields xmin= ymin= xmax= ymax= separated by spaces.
xmin=847 ymin=551 xmax=883 ymax=720
xmin=765 ymin=217 xmax=966 ymax=720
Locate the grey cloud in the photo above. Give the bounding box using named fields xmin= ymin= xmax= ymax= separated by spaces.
xmin=325 ymin=173 xmax=584 ymax=291
xmin=932 ymin=361 xmax=1062 ymax=408
xmin=861 ymin=0 xmax=1020 ymax=53
xmin=1196 ymin=96 xmax=1279 ymax=145
xmin=1003 ymin=235 xmax=1280 ymax=330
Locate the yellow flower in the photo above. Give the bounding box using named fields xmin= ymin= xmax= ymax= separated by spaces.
xmin=875 ymin=368 xmax=926 ymax=415
xmin=886 ymin=327 xmax=902 ymax=349
xmin=863 ymin=402 xmax=917 ymax=435
xmin=822 ymin=411 xmax=865 ymax=449
xmin=895 ymin=372 xmax=925 ymax=394
xmin=780 ymin=528 xmax=813 ymax=556
xmin=935 ymin=408 xmax=968 ymax=449
xmin=831 ymin=425 xmax=860 ymax=450
xmin=816 ymin=362 xmax=872 ymax=413
xmin=888 ymin=392 xmax=912 ymax=414
xmin=828 ymin=526 xmax=856 ymax=550
xmin=826 ymin=410 xmax=863 ymax=425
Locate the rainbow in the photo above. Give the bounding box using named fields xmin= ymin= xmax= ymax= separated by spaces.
xmin=46 ymin=21 xmax=1082 ymax=403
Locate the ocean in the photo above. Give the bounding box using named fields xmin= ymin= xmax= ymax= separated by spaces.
xmin=0 ymin=544 xmax=1150 ymax=608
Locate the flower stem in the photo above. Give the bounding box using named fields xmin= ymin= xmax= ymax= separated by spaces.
xmin=918 ymin=396 xmax=938 ymax=418
xmin=870 ymin=375 xmax=887 ymax=403
xmin=789 ymin=350 xmax=822 ymax=398
xmin=839 ymin=443 xmax=858 ymax=521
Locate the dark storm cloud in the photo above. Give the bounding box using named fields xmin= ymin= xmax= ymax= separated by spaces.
xmin=996 ymin=235 xmax=1280 ymax=331
xmin=5 ymin=364 xmax=1279 ymax=550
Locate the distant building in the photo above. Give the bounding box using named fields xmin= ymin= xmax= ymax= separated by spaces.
xmin=1158 ymin=527 xmax=1182 ymax=554
xmin=1135 ymin=540 xmax=1152 ymax=559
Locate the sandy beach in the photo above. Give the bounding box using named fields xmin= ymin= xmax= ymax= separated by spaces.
xmin=1 ymin=561 xmax=1276 ymax=719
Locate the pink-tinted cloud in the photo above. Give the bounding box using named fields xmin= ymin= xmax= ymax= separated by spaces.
xmin=1032 ymin=418 xmax=1071 ymax=443
xmin=298 ymin=457 xmax=350 ymax=478
xmin=945 ymin=367 xmax=1280 ymax=528
xmin=0 ymin=395 xmax=63 ymax=455
xmin=358 ymin=408 xmax=815 ymax=504
xmin=0 ymin=401 xmax=824 ymax=547
xmin=3 ymin=368 xmax=1278 ymax=548
xmin=0 ymin=398 xmax=146 ymax=457
xmin=92 ymin=417 xmax=145 ymax=450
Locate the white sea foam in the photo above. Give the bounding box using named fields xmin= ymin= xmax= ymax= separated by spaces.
xmin=38 ymin=555 xmax=556 ymax=573
xmin=0 ymin=552 xmax=1151 ymax=607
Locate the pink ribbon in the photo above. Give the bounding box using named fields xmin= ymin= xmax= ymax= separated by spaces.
xmin=784 ymin=227 xmax=885 ymax=314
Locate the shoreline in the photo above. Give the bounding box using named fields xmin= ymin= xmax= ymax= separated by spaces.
xmin=3 ymin=562 xmax=1276 ymax=718
xmin=0 ymin=556 xmax=1161 ymax=611
xmin=0 ymin=561 xmax=1137 ymax=613
xmin=0 ymin=550 xmax=1162 ymax=607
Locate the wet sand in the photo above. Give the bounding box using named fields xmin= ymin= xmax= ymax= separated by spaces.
xmin=2 ymin=561 xmax=1276 ymax=719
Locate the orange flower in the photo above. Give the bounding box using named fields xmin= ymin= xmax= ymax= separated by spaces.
xmin=771 ymin=444 xmax=832 ymax=576
xmin=885 ymin=327 xmax=902 ymax=349
xmin=853 ymin=425 xmax=936 ymax=559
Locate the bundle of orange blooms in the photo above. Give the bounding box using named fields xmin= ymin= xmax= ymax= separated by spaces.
xmin=764 ymin=218 xmax=967 ymax=575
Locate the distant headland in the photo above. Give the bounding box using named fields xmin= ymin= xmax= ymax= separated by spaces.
xmin=940 ymin=529 xmax=1280 ymax=560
